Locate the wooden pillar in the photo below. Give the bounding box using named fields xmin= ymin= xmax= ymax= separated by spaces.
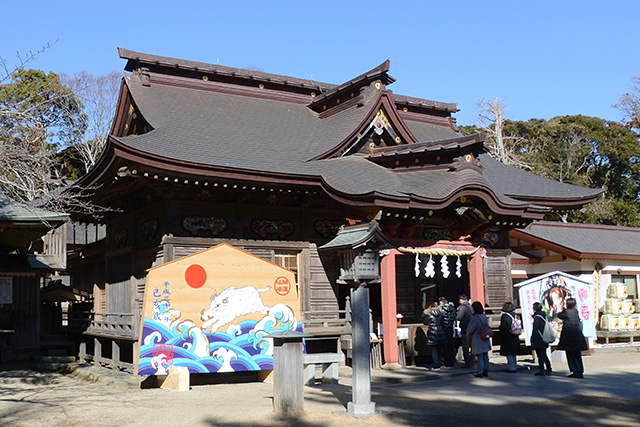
xmin=94 ymin=337 xmax=102 ymax=367
xmin=79 ymin=341 xmax=87 ymax=363
xmin=133 ymin=340 xmax=139 ymax=370
xmin=112 ymin=340 xmax=120 ymax=371
xmin=380 ymin=249 xmax=401 ymax=369
xmin=469 ymin=248 xmax=485 ymax=304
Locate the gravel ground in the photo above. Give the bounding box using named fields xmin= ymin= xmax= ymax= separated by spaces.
xmin=1 ymin=345 xmax=639 ymax=426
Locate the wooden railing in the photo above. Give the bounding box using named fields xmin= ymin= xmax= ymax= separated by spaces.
xmin=302 ymin=310 xmax=351 ymax=335
xmin=85 ymin=312 xmax=137 ymax=339
xmin=42 ymin=224 xmax=67 ymax=268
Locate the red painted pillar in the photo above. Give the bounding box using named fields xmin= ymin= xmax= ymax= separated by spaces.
xmin=380 ymin=249 xmax=401 ymax=369
xmin=469 ymin=248 xmax=486 ymax=304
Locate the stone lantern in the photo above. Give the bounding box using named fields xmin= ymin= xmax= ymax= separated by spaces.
xmin=319 ymin=220 xmax=396 ymax=417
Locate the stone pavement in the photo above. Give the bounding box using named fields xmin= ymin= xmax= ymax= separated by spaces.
xmin=1 ymin=345 xmax=639 ymax=426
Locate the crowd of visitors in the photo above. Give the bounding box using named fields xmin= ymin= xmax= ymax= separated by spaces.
xmin=419 ymin=295 xmax=588 ymax=378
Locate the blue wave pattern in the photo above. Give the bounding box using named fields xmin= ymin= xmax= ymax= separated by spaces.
xmin=138 ymin=317 xmax=303 ymax=375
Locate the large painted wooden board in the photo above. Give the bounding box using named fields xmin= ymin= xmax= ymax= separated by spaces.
xmin=136 ymin=243 xmax=301 ymax=375
xmin=516 ymin=271 xmax=596 ymax=346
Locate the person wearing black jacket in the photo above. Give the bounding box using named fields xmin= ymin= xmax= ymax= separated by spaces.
xmin=499 ymin=302 xmax=521 ymax=373
xmin=456 ymin=295 xmax=473 ymax=369
xmin=557 ymin=297 xmax=588 ymax=378
xmin=439 ymin=297 xmax=456 ymax=368
xmin=423 ymin=303 xmax=446 ymax=370
xmin=531 ymin=302 xmax=553 ymax=376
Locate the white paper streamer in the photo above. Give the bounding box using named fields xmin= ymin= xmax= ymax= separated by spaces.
xmin=414 ymin=253 xmax=421 ymax=277
xmin=441 ymin=255 xmax=450 ymax=279
xmin=425 ymin=255 xmax=435 ymax=278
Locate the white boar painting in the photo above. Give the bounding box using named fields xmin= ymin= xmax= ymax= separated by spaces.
xmin=136 ymin=244 xmax=301 ymax=375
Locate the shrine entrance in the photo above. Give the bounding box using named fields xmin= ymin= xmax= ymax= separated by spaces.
xmin=368 ymin=252 xmax=470 ymax=331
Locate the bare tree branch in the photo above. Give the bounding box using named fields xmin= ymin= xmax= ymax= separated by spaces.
xmin=475 ymin=98 xmax=531 ymax=170
xmin=0 ymin=41 xmax=58 ymax=84
xmin=60 ymin=71 xmax=122 ymax=172
xmin=614 ymin=76 xmax=640 ymax=133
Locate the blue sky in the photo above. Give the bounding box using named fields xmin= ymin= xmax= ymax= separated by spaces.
xmin=1 ymin=1 xmax=638 ymax=126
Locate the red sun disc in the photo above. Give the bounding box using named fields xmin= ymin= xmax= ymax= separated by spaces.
xmin=185 ymin=264 xmax=207 ymax=288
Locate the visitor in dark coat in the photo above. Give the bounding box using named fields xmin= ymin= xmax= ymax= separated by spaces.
xmin=499 ymin=302 xmax=521 ymax=373
xmin=557 ymin=297 xmax=588 ymax=378
xmin=439 ymin=297 xmax=456 ymax=368
xmin=531 ymin=302 xmax=552 ymax=376
xmin=423 ymin=303 xmax=446 ymax=370
xmin=456 ymin=294 xmax=473 ymax=369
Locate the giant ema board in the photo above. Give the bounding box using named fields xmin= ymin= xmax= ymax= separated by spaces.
xmin=136 ymin=244 xmax=301 ymax=375
xmin=516 ymin=271 xmax=596 ymax=346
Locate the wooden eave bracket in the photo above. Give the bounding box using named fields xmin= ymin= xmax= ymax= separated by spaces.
xmin=368 ymin=133 xmax=486 ymax=159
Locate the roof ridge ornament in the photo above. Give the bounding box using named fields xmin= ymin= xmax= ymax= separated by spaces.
xmin=338 ymin=108 xmax=404 ymax=157
xmin=449 ymin=153 xmax=484 ymax=173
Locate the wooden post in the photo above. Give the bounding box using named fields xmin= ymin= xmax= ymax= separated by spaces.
xmin=469 ymin=249 xmax=485 ymax=304
xmin=94 ymin=337 xmax=102 ymax=367
xmin=380 ymin=250 xmax=401 ymax=369
xmin=112 ymin=340 xmax=120 ymax=371
xmin=79 ymin=341 xmax=87 ymax=363
xmin=271 ymin=331 xmax=306 ymax=415
xmin=160 ymin=366 xmax=190 ymax=391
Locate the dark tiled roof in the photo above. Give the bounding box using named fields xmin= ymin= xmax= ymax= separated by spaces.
xmin=0 ymin=200 xmax=67 ymax=222
xmin=95 ymin=50 xmax=602 ymax=215
xmin=393 ymin=94 xmax=458 ymax=112
xmin=480 ymin=154 xmax=603 ymax=204
xmin=119 ymin=48 xmax=334 ymax=93
xmin=119 ymin=48 xmax=458 ymax=114
xmin=319 ymin=220 xmax=396 ymax=250
xmin=514 ymin=221 xmax=640 ymax=257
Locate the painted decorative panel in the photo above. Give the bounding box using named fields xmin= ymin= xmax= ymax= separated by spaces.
xmin=136 ymin=244 xmax=301 ymax=375
xmin=251 ymin=220 xmax=293 ymax=239
xmin=182 ymin=216 xmax=227 ymax=236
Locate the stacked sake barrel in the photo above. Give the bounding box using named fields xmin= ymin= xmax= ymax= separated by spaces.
xmin=600 ymin=283 xmax=639 ymax=332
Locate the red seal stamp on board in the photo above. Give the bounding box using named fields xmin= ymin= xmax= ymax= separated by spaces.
xmin=274 ymin=276 xmax=291 ymax=296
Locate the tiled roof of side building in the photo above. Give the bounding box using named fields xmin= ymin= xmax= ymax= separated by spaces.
xmin=515 ymin=221 xmax=640 ymax=257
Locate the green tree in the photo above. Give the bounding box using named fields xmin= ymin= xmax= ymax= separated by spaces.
xmin=0 ymin=69 xmax=87 ymax=209
xmin=463 ymin=113 xmax=640 ymax=226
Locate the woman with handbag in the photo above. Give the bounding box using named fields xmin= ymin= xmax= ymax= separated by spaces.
xmin=557 ymin=297 xmax=588 ymax=378
xmin=531 ymin=302 xmax=553 ymax=376
xmin=499 ymin=302 xmax=521 ymax=373
xmin=466 ymin=301 xmax=492 ymax=377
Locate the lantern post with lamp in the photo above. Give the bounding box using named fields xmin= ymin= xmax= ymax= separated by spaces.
xmin=319 ymin=220 xmax=396 ymax=418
